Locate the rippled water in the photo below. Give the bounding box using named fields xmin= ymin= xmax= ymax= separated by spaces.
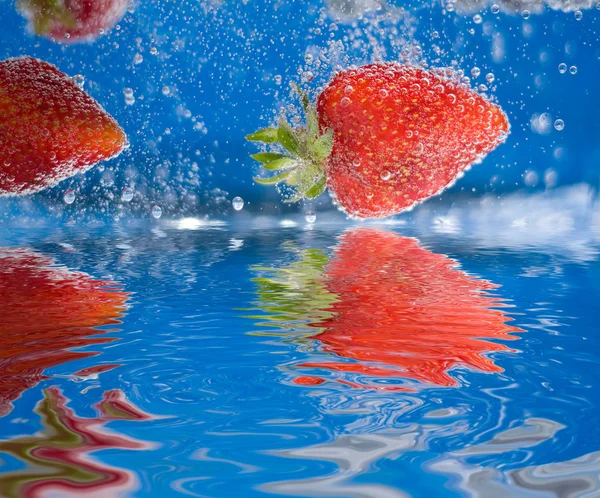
xmin=0 ymin=197 xmax=599 ymax=497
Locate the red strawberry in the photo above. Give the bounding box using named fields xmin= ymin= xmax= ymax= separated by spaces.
xmin=17 ymin=0 xmax=129 ymax=43
xmin=248 ymin=63 xmax=509 ymax=218
xmin=0 ymin=248 xmax=128 ymax=415
xmin=0 ymin=57 xmax=126 ymax=196
xmin=0 ymin=387 xmax=153 ymax=497
xmin=251 ymin=229 xmax=522 ymax=390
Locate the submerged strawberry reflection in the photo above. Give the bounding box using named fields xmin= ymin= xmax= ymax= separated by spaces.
xmin=0 ymin=387 xmax=154 ymax=498
xmin=0 ymin=249 xmax=128 ymax=415
xmin=252 ymin=229 xmax=521 ymax=390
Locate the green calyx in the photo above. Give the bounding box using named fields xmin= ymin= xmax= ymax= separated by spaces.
xmin=246 ymin=84 xmax=334 ymax=203
xmin=18 ymin=0 xmax=76 ymax=35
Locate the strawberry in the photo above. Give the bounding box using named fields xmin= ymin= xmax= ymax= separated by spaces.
xmin=251 ymin=229 xmax=521 ymax=390
xmin=17 ymin=0 xmax=129 ymax=43
xmin=0 ymin=387 xmax=153 ymax=497
xmin=0 ymin=248 xmax=128 ymax=416
xmin=0 ymin=57 xmax=126 ymax=196
xmin=248 ymin=63 xmax=509 ymax=218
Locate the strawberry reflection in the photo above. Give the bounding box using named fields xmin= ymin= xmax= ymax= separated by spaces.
xmin=0 ymin=249 xmax=128 ymax=415
xmin=0 ymin=387 xmax=154 ymax=498
xmin=252 ymin=229 xmax=521 ymax=390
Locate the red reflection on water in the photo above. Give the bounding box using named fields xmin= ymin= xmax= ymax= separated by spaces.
xmin=0 ymin=387 xmax=154 ymax=498
xmin=0 ymin=249 xmax=128 ymax=415
xmin=297 ymin=229 xmax=522 ymax=389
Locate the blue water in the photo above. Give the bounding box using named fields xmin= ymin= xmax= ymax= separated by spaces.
xmin=1 ymin=192 xmax=599 ymax=497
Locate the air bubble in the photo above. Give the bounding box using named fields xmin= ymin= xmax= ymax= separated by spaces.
xmin=63 ymin=190 xmax=75 ymax=205
xmin=305 ymin=211 xmax=316 ymax=223
xmin=554 ymin=119 xmax=565 ymax=131
xmin=558 ymin=63 xmax=567 ymax=74
xmin=446 ymin=2 xmax=455 ymax=11
xmin=569 ymin=65 xmax=578 ymax=75
xmin=380 ymin=170 xmax=391 ymax=181
xmin=521 ymin=9 xmax=530 ymax=19
xmin=471 ymin=67 xmax=481 ymax=78
xmin=71 ymin=75 xmax=85 ymax=88
xmin=486 ymin=73 xmax=495 ymax=83
xmin=274 ymin=75 xmax=282 ymax=85
xmin=162 ymin=86 xmax=171 ymax=96
xmin=121 ymin=187 xmax=134 ymax=202
xmin=491 ymin=4 xmax=500 ymax=13
xmin=232 ymin=196 xmax=244 ymax=211
xmin=574 ymin=10 xmax=583 ymax=20
xmin=478 ymin=84 xmax=488 ymax=92
xmin=473 ymin=14 xmax=482 ymax=24
xmin=133 ymin=53 xmax=143 ymax=64
xmin=150 ymin=47 xmax=158 ymax=55
xmin=340 ymin=97 xmax=351 ymax=108
xmin=152 ymin=205 xmax=163 ymax=219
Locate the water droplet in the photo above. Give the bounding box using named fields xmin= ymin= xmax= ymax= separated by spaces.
xmin=380 ymin=170 xmax=391 ymax=181
xmin=471 ymin=67 xmax=481 ymax=78
xmin=71 ymin=74 xmax=85 ymax=88
xmin=232 ymin=196 xmax=244 ymax=211
xmin=491 ymin=3 xmax=500 ymax=13
xmin=121 ymin=187 xmax=134 ymax=202
xmin=340 ymin=97 xmax=351 ymax=108
xmin=485 ymin=73 xmax=495 ymax=83
xmin=133 ymin=53 xmax=143 ymax=64
xmin=521 ymin=9 xmax=530 ymax=19
xmin=558 ymin=63 xmax=568 ymax=74
xmin=554 ymin=119 xmax=565 ymax=131
xmin=473 ymin=14 xmax=482 ymax=24
xmin=569 ymin=65 xmax=578 ymax=75
xmin=524 ymin=170 xmax=539 ymax=187
xmin=574 ymin=10 xmax=583 ymax=20
xmin=304 ymin=210 xmax=316 ymax=223
xmin=152 ymin=205 xmax=163 ymax=219
xmin=63 ymin=189 xmax=75 ymax=205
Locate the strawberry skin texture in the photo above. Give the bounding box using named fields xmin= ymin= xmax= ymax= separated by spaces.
xmin=19 ymin=0 xmax=129 ymax=43
xmin=317 ymin=63 xmax=510 ymax=218
xmin=0 ymin=57 xmax=126 ymax=196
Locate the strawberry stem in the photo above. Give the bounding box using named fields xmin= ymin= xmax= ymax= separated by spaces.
xmin=246 ymin=84 xmax=333 ymax=203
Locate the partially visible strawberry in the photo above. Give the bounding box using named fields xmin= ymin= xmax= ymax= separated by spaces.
xmin=0 ymin=248 xmax=128 ymax=415
xmin=247 ymin=63 xmax=509 ymax=218
xmin=17 ymin=0 xmax=129 ymax=43
xmin=0 ymin=57 xmax=126 ymax=196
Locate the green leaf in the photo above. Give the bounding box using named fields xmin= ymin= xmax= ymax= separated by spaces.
xmin=278 ymin=121 xmax=301 ymax=156
xmin=312 ymin=129 xmax=334 ymax=159
xmin=262 ymin=157 xmax=298 ymax=171
xmin=305 ymin=175 xmax=327 ymax=199
xmin=251 ymin=152 xmax=287 ymax=164
xmin=253 ymin=170 xmax=292 ymax=185
xmin=291 ymin=83 xmax=310 ymax=111
xmin=306 ymin=107 xmax=319 ymax=140
xmin=246 ymin=127 xmax=279 ymax=143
